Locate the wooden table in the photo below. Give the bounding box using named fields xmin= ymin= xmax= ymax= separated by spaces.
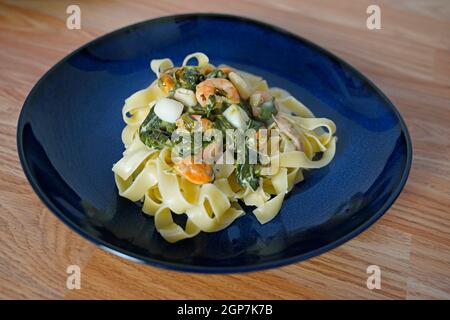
xmin=1 ymin=0 xmax=449 ymax=300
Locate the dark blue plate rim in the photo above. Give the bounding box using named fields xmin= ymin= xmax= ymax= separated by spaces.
xmin=17 ymin=13 xmax=413 ymax=273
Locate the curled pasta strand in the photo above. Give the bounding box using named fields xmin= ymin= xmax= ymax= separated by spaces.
xmin=156 ymin=151 xmax=194 ymax=214
xmin=114 ymin=159 xmax=158 ymax=202
xmin=236 ymin=69 xmax=263 ymax=87
xmin=242 ymin=185 xmax=270 ymax=207
xmin=270 ymin=167 xmax=288 ymax=194
xmin=186 ymin=184 xmax=245 ymax=232
xmin=269 ymin=87 xmax=290 ymax=99
xmin=182 ymin=52 xmax=209 ymax=68
xmin=213 ymin=178 xmax=236 ymax=198
xmin=277 ymin=95 xmax=315 ymax=118
xmin=284 ymin=115 xmax=336 ymax=137
xmin=122 ymin=83 xmax=162 ymax=126
xmin=279 ymin=137 xmax=337 ymax=169
xmin=253 ymin=192 xmax=285 ymax=224
xmin=151 ymin=58 xmax=174 ymax=77
xmin=253 ymin=80 xmax=269 ymax=92
xmin=121 ymin=124 xmax=139 ymax=147
xmin=112 ymin=143 xmax=155 ymax=181
xmin=143 ymin=186 xmax=163 ymax=216
xmin=154 ymin=207 xmax=200 ymax=243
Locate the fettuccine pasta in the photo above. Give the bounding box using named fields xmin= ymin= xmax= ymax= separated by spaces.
xmin=113 ymin=53 xmax=337 ymax=243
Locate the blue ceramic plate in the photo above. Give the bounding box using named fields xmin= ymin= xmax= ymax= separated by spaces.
xmin=17 ymin=13 xmax=411 ymax=273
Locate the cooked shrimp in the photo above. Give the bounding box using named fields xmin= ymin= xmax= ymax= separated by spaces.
xmin=195 ymin=78 xmax=240 ymax=107
xmin=173 ymin=157 xmax=214 ymax=185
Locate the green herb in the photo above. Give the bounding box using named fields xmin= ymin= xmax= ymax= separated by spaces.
xmin=186 ymin=104 xmax=213 ymax=118
xmin=236 ymin=122 xmax=262 ymax=191
xmin=187 ymin=104 xmax=205 ymax=115
xmin=210 ymin=98 xmax=230 ymax=116
xmin=180 ymin=113 xmax=196 ymax=131
xmin=214 ymin=115 xmax=234 ymax=132
xmin=214 ymin=88 xmax=227 ymax=97
xmin=204 ymin=96 xmax=217 ymax=118
xmin=221 ymin=100 xmax=231 ymax=110
xmin=236 ymin=163 xmax=260 ymax=191
xmin=247 ymin=118 xmax=265 ymax=130
xmin=175 ymin=67 xmax=205 ymax=90
xmin=139 ymin=109 xmax=176 ymax=150
xmin=238 ymin=99 xmax=252 ymax=118
xmin=206 ymin=69 xmax=227 ymax=79
xmin=256 ymin=97 xmax=278 ymax=123
xmin=186 ymin=95 xmax=217 ymax=118
xmin=172 ymin=131 xmax=204 ymax=157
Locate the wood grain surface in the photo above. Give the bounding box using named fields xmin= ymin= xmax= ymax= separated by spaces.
xmin=0 ymin=0 xmax=449 ymax=300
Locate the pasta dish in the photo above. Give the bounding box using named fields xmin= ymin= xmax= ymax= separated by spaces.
xmin=112 ymin=53 xmax=337 ymax=243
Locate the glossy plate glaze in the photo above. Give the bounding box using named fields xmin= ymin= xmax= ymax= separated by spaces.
xmin=17 ymin=13 xmax=412 ymax=273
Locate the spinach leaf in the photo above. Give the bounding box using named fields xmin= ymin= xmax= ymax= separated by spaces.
xmin=236 ymin=163 xmax=260 ymax=191
xmin=235 ymin=130 xmax=261 ymax=191
xmin=139 ymin=109 xmax=176 ymax=150
xmin=206 ymin=69 xmax=227 ymax=79
xmin=175 ymin=67 xmax=205 ymax=90
xmin=172 ymin=132 xmax=202 ymax=158
xmin=214 ymin=115 xmax=235 ymax=132
xmin=203 ymin=95 xmax=216 ymax=118
xmin=179 ymin=113 xmax=196 ymax=131
xmin=247 ymin=118 xmax=265 ymax=130
xmin=186 ymin=95 xmax=216 ymax=118
xmin=213 ymin=113 xmax=261 ymax=190
xmin=256 ymin=97 xmax=278 ymax=123
xmin=187 ymin=104 xmax=205 ymax=116
xmin=238 ymin=99 xmax=253 ymax=118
